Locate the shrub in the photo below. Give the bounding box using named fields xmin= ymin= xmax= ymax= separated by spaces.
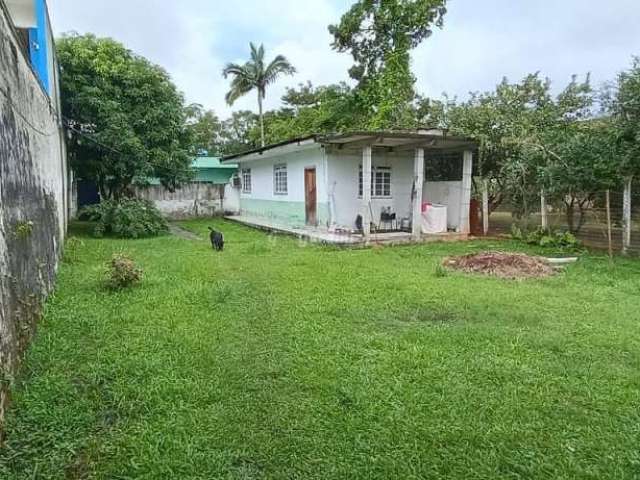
xmin=107 ymin=253 xmax=143 ymax=289
xmin=511 ymin=226 xmax=582 ymax=250
xmin=81 ymin=199 xmax=168 ymax=238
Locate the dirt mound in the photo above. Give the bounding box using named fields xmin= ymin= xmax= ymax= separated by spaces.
xmin=444 ymin=251 xmax=555 ymax=279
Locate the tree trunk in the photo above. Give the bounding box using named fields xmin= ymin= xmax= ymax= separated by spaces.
xmin=575 ymin=198 xmax=590 ymax=234
xmin=566 ymin=199 xmax=575 ymax=233
xmin=258 ymin=89 xmax=265 ymax=147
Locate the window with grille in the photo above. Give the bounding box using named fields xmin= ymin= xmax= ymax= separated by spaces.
xmin=359 ymin=166 xmax=392 ymax=198
xmin=242 ymin=168 xmax=252 ymax=193
xmin=273 ymin=164 xmax=288 ymax=195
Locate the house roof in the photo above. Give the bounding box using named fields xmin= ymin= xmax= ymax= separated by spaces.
xmin=221 ymin=130 xmax=477 ymax=163
xmin=192 ymin=156 xmax=237 ymax=169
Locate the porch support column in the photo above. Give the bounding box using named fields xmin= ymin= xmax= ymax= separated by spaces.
xmin=623 ymin=176 xmax=632 ymax=254
xmin=412 ymin=148 xmax=425 ymax=240
xmin=361 ymin=145 xmax=372 ymax=241
xmin=459 ymin=150 xmax=473 ymax=234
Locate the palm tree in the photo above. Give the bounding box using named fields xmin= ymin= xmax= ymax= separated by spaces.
xmin=222 ymin=43 xmax=296 ymax=147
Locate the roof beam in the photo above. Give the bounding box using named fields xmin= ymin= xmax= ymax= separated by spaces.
xmin=393 ymin=138 xmax=439 ymax=150
xmin=334 ymin=135 xmax=381 ymax=150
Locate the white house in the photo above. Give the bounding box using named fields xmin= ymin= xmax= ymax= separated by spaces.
xmin=222 ymin=131 xmax=476 ymax=244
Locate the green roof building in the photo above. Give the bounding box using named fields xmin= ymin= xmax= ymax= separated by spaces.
xmin=146 ymin=156 xmax=238 ymax=186
xmin=191 ymin=156 xmax=238 ymax=184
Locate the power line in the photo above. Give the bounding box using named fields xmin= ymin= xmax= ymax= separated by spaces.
xmin=62 ymin=119 xmax=125 ymax=157
xmin=0 ymin=81 xmax=59 ymax=137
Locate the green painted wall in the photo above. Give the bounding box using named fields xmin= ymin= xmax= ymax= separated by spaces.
xmin=240 ymin=198 xmax=329 ymax=228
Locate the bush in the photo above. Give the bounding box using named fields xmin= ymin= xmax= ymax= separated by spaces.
xmin=107 ymin=253 xmax=143 ymax=289
xmin=511 ymin=226 xmax=581 ymax=250
xmin=81 ymin=199 xmax=168 ymax=238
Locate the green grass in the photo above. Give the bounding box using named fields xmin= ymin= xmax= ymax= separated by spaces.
xmin=1 ymin=219 xmax=640 ymax=479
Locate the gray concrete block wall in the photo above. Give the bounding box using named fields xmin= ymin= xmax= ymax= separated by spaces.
xmin=135 ymin=183 xmax=240 ymax=219
xmin=0 ymin=1 xmax=67 ymax=422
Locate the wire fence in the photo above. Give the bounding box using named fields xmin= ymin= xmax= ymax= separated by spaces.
xmin=486 ymin=182 xmax=640 ymax=254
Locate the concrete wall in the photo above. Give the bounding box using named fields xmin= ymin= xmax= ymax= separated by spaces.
xmin=135 ymin=182 xmax=240 ymax=219
xmin=237 ymin=145 xmax=329 ymax=228
xmin=0 ymin=0 xmax=67 ymax=421
xmin=5 ymin=0 xmax=34 ymax=28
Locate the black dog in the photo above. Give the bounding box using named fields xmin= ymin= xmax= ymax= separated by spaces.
xmin=208 ymin=227 xmax=224 ymax=251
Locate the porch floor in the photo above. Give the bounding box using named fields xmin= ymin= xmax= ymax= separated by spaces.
xmin=224 ymin=215 xmax=468 ymax=245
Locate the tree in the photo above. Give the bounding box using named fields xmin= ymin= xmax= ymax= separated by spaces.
xmin=185 ymin=104 xmax=223 ymax=155
xmin=222 ymin=43 xmax=296 ymax=147
xmin=218 ymin=110 xmax=260 ymax=155
xmin=261 ymin=82 xmax=364 ymax=144
xmin=540 ymin=120 xmax=620 ymax=232
xmin=608 ymin=57 xmax=640 ymax=178
xmin=422 ymin=73 xmax=594 ymax=223
xmin=57 ymin=33 xmax=192 ymax=200
xmin=329 ymin=0 xmax=447 ymax=128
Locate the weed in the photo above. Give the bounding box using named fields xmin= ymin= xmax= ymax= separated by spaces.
xmin=106 ymin=253 xmax=142 ymax=289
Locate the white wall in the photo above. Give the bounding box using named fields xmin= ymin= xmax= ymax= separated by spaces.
xmin=327 ymin=149 xmax=414 ymax=229
xmin=235 ymin=144 xmax=330 ymax=228
xmin=238 ymin=145 xmax=326 ymax=203
xmin=327 ymin=148 xmax=465 ymax=231
xmin=423 ymin=181 xmax=463 ymax=230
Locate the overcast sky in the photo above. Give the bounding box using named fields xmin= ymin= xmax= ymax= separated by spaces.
xmin=49 ymin=0 xmax=640 ymax=118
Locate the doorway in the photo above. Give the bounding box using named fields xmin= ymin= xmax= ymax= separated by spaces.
xmin=304 ymin=168 xmax=317 ymax=226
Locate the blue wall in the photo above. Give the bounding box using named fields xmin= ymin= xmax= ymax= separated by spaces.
xmin=28 ymin=0 xmax=50 ymax=94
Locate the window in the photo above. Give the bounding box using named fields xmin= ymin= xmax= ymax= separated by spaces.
xmin=359 ymin=165 xmax=392 ymax=198
xmin=273 ymin=164 xmax=288 ymax=195
xmin=242 ymin=168 xmax=252 ymax=193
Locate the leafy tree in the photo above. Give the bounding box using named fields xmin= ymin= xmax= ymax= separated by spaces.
xmin=540 ymin=120 xmax=620 ymax=232
xmin=422 ymin=73 xmax=595 ymax=221
xmin=222 ymin=43 xmax=296 ymax=147
xmin=185 ymin=104 xmax=223 ymax=155
xmin=261 ymin=82 xmax=364 ymax=143
xmin=218 ymin=110 xmax=260 ymax=155
xmin=57 ymin=33 xmax=192 ymax=200
xmin=329 ymin=0 xmax=447 ymax=128
xmin=608 ymin=57 xmax=640 ymax=178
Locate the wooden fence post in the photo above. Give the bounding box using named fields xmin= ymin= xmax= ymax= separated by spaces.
xmin=623 ymin=176 xmax=632 ymax=254
xmin=606 ymin=189 xmax=613 ymax=260
xmin=482 ymin=178 xmax=489 ymax=235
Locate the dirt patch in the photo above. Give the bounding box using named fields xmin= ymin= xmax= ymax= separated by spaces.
xmin=444 ymin=251 xmax=555 ymax=279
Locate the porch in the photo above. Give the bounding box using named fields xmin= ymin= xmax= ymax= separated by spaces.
xmin=225 ymin=214 xmax=468 ymax=245
xmin=322 ymin=131 xmax=475 ymax=243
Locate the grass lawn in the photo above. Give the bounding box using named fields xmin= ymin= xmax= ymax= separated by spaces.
xmin=1 ymin=219 xmax=639 ymax=479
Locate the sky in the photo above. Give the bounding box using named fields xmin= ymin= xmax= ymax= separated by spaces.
xmin=48 ymin=0 xmax=640 ymax=118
